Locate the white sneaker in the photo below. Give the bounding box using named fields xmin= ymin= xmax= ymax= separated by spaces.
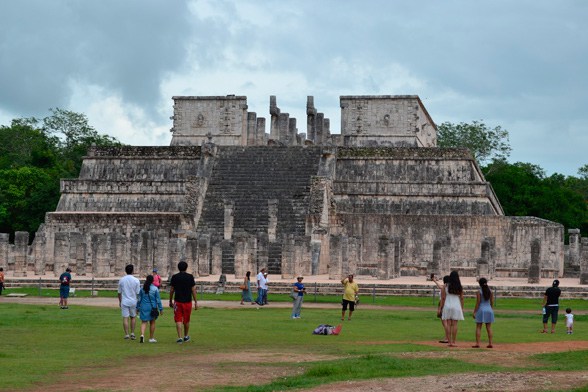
xmin=149 ymin=338 xmax=157 ymax=343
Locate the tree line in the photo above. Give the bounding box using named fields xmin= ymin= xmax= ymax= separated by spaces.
xmin=0 ymin=112 xmax=586 ymax=242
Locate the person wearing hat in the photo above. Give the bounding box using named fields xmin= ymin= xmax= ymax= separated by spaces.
xmin=291 ymin=276 xmax=306 ymax=319
xmin=152 ymin=268 xmax=162 ymax=289
xmin=541 ymin=279 xmax=561 ymax=334
xmin=59 ymin=267 xmax=72 ymax=309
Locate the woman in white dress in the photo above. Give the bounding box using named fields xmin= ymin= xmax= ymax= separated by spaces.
xmin=440 ymin=271 xmax=464 ymax=347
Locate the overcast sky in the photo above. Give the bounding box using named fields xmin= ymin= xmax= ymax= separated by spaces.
xmin=1 ymin=0 xmax=586 ymax=176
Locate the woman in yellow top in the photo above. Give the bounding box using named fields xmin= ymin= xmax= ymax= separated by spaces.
xmin=341 ymin=274 xmax=359 ymax=321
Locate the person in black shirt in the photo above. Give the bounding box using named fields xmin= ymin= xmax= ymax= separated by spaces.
xmin=169 ymin=261 xmax=198 ymax=343
xmin=541 ymin=279 xmax=561 ymax=334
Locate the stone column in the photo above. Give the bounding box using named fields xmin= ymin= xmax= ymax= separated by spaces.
xmin=377 ymin=236 xmax=393 ymax=279
xmin=269 ymin=96 xmax=280 ymax=140
xmin=246 ymin=112 xmax=257 ymax=146
xmin=288 ymin=118 xmax=297 ymax=145
xmin=316 ymin=113 xmax=325 ymax=145
xmin=256 ymin=117 xmax=266 ymax=146
xmin=53 ymin=232 xmax=70 ymax=277
xmin=306 ymin=96 xmax=317 ymax=143
xmin=280 ymin=235 xmax=295 ymax=279
xmin=329 ymin=234 xmax=345 ymax=280
xmin=310 ymin=239 xmax=321 ymax=276
xmin=197 ymin=234 xmax=211 ymax=277
xmin=268 ymin=199 xmax=278 ymax=242
xmin=568 ymin=228 xmax=581 ymax=270
xmin=278 ymin=113 xmax=290 ymax=144
xmin=257 ymin=232 xmax=269 ymax=273
xmin=0 ymin=233 xmax=8 ymax=269
xmin=92 ymin=233 xmax=111 ymax=277
xmin=224 ymin=201 xmax=234 ymax=240
xmin=211 ymin=243 xmax=222 ymax=275
xmin=13 ymin=231 xmax=29 ymax=277
xmin=528 ymin=238 xmax=541 ymax=284
xmin=579 ymin=238 xmax=588 ymax=284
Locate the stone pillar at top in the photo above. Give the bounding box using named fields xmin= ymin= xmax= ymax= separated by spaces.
xmin=269 ymin=95 xmax=280 ymax=141
xmin=307 ymin=96 xmax=317 ymax=143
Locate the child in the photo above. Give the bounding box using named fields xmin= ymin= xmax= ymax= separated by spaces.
xmin=565 ymin=308 xmax=574 ymax=334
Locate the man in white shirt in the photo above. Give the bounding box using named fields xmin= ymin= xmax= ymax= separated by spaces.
xmin=255 ymin=268 xmax=267 ymax=305
xmin=117 ymin=264 xmax=141 ymax=340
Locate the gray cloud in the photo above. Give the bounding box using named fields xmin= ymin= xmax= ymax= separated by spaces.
xmin=0 ymin=0 xmax=586 ymax=175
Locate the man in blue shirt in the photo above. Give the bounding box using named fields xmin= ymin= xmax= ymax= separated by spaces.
xmin=291 ymin=276 xmax=306 ymax=319
xmin=59 ymin=268 xmax=72 ymax=309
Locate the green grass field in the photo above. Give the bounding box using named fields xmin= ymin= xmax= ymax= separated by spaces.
xmin=1 ymin=293 xmax=588 ymax=391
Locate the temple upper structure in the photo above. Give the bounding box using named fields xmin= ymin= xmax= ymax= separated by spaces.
xmin=0 ymin=94 xmax=576 ymax=284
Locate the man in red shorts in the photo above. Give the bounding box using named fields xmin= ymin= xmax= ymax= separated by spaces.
xmin=169 ymin=261 xmax=198 ymax=343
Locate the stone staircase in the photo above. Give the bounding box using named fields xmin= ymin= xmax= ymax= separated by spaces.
xmin=196 ymin=146 xmax=322 ymax=273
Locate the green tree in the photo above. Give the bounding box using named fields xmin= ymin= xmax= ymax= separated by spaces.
xmin=41 ymin=108 xmax=122 ymax=176
xmin=0 ymin=166 xmax=60 ymax=235
xmin=484 ymin=161 xmax=588 ymax=233
xmin=0 ymin=109 xmax=124 ymax=239
xmin=0 ymin=122 xmax=60 ymax=170
xmin=437 ymin=121 xmax=511 ymax=165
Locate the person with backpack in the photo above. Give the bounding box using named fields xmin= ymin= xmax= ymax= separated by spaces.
xmin=59 ymin=268 xmax=72 ymax=309
xmin=291 ymin=276 xmax=306 ymax=319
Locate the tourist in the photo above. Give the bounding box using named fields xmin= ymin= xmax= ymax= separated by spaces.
xmin=263 ymin=271 xmax=269 ymax=304
xmin=440 ymin=271 xmax=464 ymax=347
xmin=472 ymin=277 xmax=494 ymax=348
xmin=0 ymin=267 xmax=5 ymax=295
xmin=152 ymin=268 xmax=161 ymax=289
xmin=240 ymin=271 xmax=255 ymax=305
xmin=169 ymin=261 xmax=198 ymax=344
xmin=433 ymin=275 xmax=450 ymax=343
xmin=565 ymin=307 xmax=574 ymax=335
xmin=137 ymin=274 xmax=163 ymax=343
xmin=291 ymin=276 xmax=306 ymax=319
xmin=255 ymin=268 xmax=267 ymax=305
xmin=118 ymin=264 xmax=141 ymax=340
xmin=541 ymin=279 xmax=561 ymax=334
xmin=59 ymin=267 xmax=72 ymax=309
xmin=341 ymin=274 xmax=359 ymax=321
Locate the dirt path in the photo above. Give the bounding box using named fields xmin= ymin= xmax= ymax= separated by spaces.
xmin=9 ymin=296 xmax=588 ymax=392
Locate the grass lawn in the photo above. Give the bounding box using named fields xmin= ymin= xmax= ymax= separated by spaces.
xmin=1 ymin=295 xmax=588 ymax=391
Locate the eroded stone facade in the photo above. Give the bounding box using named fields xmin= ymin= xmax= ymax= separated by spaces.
xmin=0 ymin=95 xmax=577 ymax=282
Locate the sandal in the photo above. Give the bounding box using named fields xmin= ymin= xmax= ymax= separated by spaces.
xmin=438 ymin=340 xmax=449 ymax=343
xmin=487 ymin=344 xmax=493 ymax=348
xmin=471 ymin=345 xmax=480 ymax=348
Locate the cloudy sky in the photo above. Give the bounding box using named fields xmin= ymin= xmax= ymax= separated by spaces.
xmin=1 ymin=0 xmax=586 ymax=176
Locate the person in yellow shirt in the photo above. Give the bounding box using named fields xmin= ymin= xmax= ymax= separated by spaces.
xmin=341 ymin=274 xmax=359 ymax=321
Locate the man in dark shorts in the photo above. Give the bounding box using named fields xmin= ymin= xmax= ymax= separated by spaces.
xmin=341 ymin=274 xmax=359 ymax=321
xmin=169 ymin=261 xmax=198 ymax=343
xmin=59 ymin=268 xmax=72 ymax=309
xmin=541 ymin=279 xmax=561 ymax=334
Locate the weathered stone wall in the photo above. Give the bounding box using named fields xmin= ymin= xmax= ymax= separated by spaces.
xmin=170 ymin=96 xmax=249 ymax=146
xmin=32 ymin=213 xmax=186 ymax=278
xmin=330 ymin=214 xmax=563 ymax=279
xmin=332 ymin=147 xmax=503 ymax=216
xmin=340 ymin=96 xmax=436 ymax=147
xmin=0 ymin=95 xmax=570 ymax=283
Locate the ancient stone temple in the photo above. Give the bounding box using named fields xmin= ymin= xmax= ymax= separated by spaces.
xmin=0 ymin=95 xmax=573 ymax=281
